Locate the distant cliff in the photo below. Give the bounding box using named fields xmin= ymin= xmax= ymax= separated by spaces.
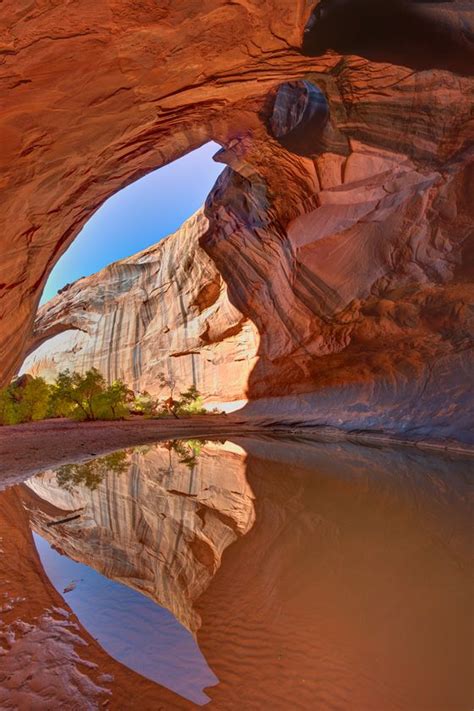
xmin=23 ymin=210 xmax=259 ymax=407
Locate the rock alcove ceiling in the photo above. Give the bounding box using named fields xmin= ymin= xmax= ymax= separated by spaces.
xmin=2 ymin=0 xmax=474 ymax=442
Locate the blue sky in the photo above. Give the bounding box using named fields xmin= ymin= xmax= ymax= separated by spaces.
xmin=41 ymin=141 xmax=223 ymax=304
xmin=34 ymin=532 xmax=217 ymax=703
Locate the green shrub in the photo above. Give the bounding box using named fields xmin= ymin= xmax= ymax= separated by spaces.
xmin=15 ymin=376 xmax=51 ymax=422
xmin=50 ymin=368 xmax=131 ymax=421
xmin=0 ymin=388 xmax=17 ymax=425
xmin=131 ymin=391 xmax=159 ymax=417
xmin=0 ymin=368 xmax=209 ymax=426
xmin=175 ymin=385 xmax=206 ymax=416
xmin=99 ymin=380 xmax=133 ymax=420
xmin=0 ymin=375 xmax=52 ymax=425
xmin=151 ymin=382 xmax=207 ymax=419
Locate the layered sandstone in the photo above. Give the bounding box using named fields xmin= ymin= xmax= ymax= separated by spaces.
xmin=2 ymin=1 xmax=474 ymax=442
xmin=22 ymin=210 xmax=259 ymax=404
xmin=203 ymin=71 xmax=474 ymax=441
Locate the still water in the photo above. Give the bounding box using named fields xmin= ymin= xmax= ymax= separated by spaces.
xmin=0 ymin=436 xmax=472 ymax=709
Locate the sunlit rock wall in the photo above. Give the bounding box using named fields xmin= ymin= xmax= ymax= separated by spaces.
xmin=22 ymin=210 xmax=259 ymax=403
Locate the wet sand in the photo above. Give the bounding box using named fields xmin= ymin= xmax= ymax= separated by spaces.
xmin=0 ymin=416 xmax=261 ymax=489
xmin=1 ymin=416 xmax=473 ymax=490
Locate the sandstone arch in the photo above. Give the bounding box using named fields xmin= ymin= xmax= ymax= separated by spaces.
xmin=1 ymin=1 xmax=473 ymax=441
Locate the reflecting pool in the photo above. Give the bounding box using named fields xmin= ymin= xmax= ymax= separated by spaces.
xmin=0 ymin=436 xmax=472 ymax=709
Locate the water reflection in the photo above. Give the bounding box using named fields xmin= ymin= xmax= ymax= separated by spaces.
xmin=23 ymin=441 xmax=255 ymax=635
xmin=54 ymin=450 xmax=129 ymax=492
xmin=7 ymin=436 xmax=474 ymax=709
xmin=33 ymin=532 xmax=217 ymax=704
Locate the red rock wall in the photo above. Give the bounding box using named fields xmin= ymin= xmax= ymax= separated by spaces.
xmin=2 ymin=1 xmax=473 ymax=441
xmin=200 ymin=61 xmax=474 ymax=440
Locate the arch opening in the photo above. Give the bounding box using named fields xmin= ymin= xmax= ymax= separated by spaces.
xmin=21 ymin=142 xmax=260 ymax=411
xmin=41 ymin=142 xmax=223 ymax=305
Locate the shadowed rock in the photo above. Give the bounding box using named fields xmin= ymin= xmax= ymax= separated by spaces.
xmin=269 ymin=80 xmax=329 ymax=155
xmin=303 ymin=0 xmax=474 ymax=75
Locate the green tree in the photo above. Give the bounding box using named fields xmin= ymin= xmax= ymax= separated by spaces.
xmin=0 ymin=375 xmax=52 ymax=425
xmin=51 ymin=368 xmax=130 ymax=421
xmin=175 ymin=385 xmax=206 ymax=416
xmin=0 ymin=387 xmax=16 ymax=425
xmin=98 ymin=380 xmax=132 ymax=420
xmin=15 ymin=376 xmax=51 ymax=422
xmin=132 ymin=391 xmax=159 ymax=417
xmin=157 ymin=370 xmax=177 ymax=398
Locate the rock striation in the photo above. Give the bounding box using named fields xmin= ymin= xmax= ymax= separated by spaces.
xmin=202 ymin=66 xmax=474 ymax=440
xmin=2 ymin=1 xmax=474 ymax=441
xmin=22 ymin=211 xmax=259 ymax=405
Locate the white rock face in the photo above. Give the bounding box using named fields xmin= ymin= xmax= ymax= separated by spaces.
xmin=23 ymin=210 xmax=259 ymax=403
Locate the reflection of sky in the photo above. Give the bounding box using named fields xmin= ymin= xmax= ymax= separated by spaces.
xmin=33 ymin=532 xmax=218 ymax=705
xmin=41 ymin=142 xmax=223 ymax=304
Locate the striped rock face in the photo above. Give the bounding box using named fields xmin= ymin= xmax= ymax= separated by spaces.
xmin=2 ymin=1 xmax=474 ymax=440
xmin=22 ymin=210 xmax=259 ymax=405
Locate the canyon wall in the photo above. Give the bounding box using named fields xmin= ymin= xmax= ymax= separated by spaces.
xmin=201 ymin=64 xmax=474 ymax=441
xmin=22 ymin=210 xmax=259 ymax=405
xmin=2 ymin=1 xmax=474 ymax=441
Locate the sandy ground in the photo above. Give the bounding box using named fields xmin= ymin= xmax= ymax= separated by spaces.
xmin=1 ymin=415 xmax=472 ymax=490
xmin=0 ymin=416 xmax=269 ymax=489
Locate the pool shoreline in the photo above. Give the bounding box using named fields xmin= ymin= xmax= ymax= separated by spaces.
xmin=1 ymin=415 xmax=473 ymax=489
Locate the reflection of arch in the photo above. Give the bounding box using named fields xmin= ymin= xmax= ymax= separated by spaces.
xmin=22 ymin=441 xmax=255 ymax=634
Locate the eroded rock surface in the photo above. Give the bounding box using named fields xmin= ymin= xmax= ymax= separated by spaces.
xmin=23 ymin=211 xmax=259 ymax=404
xmin=202 ymin=69 xmax=474 ymax=440
xmin=2 ymin=1 xmax=474 ymax=441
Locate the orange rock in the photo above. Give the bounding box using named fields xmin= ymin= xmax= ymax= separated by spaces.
xmin=1 ymin=1 xmax=473 ymax=441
